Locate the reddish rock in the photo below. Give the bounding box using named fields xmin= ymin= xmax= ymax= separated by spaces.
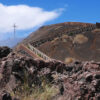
xmin=0 ymin=52 xmax=100 ymax=100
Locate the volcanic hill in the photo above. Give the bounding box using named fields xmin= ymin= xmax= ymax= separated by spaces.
xmin=21 ymin=22 xmax=100 ymax=62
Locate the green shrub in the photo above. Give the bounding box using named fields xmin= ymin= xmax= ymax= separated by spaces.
xmin=69 ymin=32 xmax=74 ymax=36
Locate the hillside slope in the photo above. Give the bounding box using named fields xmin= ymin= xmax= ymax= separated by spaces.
xmin=22 ymin=22 xmax=94 ymax=43
xmin=21 ymin=22 xmax=100 ymax=62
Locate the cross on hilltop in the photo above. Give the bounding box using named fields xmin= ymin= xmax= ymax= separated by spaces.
xmin=13 ymin=24 xmax=17 ymax=39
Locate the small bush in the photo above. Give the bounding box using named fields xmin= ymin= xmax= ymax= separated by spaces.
xmin=52 ymin=37 xmax=59 ymax=42
xmin=38 ymin=53 xmax=41 ymax=57
xmin=69 ymin=32 xmax=74 ymax=36
xmin=93 ymin=29 xmax=100 ymax=32
xmin=73 ymin=34 xmax=88 ymax=44
xmin=62 ymin=35 xmax=68 ymax=39
xmin=65 ymin=57 xmax=75 ymax=64
xmin=51 ymin=37 xmax=60 ymax=45
xmin=62 ymin=35 xmax=69 ymax=42
xmin=12 ymin=84 xmax=58 ymax=100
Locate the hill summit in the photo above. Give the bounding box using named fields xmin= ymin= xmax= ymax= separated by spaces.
xmin=21 ymin=22 xmax=100 ymax=62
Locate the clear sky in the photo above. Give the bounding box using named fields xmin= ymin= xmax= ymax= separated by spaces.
xmin=0 ymin=0 xmax=100 ymax=41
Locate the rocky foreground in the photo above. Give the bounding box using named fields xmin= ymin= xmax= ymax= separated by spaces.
xmin=0 ymin=47 xmax=100 ymax=100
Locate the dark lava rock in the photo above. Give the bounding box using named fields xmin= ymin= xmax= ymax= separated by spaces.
xmin=0 ymin=46 xmax=12 ymax=59
xmin=0 ymin=91 xmax=12 ymax=100
xmin=85 ymin=74 xmax=93 ymax=82
xmin=94 ymin=74 xmax=100 ymax=79
xmin=0 ymin=52 xmax=66 ymax=98
xmin=0 ymin=52 xmax=100 ymax=100
xmin=2 ymin=92 xmax=12 ymax=100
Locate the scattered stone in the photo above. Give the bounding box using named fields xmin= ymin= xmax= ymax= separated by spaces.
xmin=0 ymin=51 xmax=100 ymax=100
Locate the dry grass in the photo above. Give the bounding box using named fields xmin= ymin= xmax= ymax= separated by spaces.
xmin=12 ymin=84 xmax=58 ymax=100
xmin=62 ymin=35 xmax=69 ymax=42
xmin=73 ymin=34 xmax=88 ymax=44
xmin=65 ymin=57 xmax=75 ymax=64
xmin=92 ymin=29 xmax=100 ymax=32
xmin=51 ymin=37 xmax=59 ymax=44
xmin=51 ymin=35 xmax=69 ymax=43
xmin=62 ymin=35 xmax=69 ymax=39
xmin=11 ymin=74 xmax=59 ymax=100
xmin=22 ymin=85 xmax=58 ymax=100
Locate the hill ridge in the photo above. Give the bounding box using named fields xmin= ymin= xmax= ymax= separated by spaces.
xmin=30 ymin=24 xmax=96 ymax=47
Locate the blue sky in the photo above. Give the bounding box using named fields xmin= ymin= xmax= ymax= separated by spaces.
xmin=0 ymin=0 xmax=100 ymax=41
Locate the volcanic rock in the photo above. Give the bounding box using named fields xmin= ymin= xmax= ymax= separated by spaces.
xmin=0 ymin=46 xmax=12 ymax=59
xmin=0 ymin=52 xmax=100 ymax=100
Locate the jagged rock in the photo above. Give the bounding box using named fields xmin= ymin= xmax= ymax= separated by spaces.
xmin=85 ymin=73 xmax=93 ymax=82
xmin=59 ymin=83 xmax=64 ymax=95
xmin=0 ymin=52 xmax=100 ymax=100
xmin=0 ymin=46 xmax=12 ymax=59
xmin=0 ymin=91 xmax=12 ymax=100
xmin=2 ymin=92 xmax=12 ymax=100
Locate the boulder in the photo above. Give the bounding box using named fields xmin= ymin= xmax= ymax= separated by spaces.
xmin=0 ymin=46 xmax=12 ymax=59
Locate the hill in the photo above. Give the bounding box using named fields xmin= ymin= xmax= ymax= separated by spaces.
xmin=21 ymin=22 xmax=100 ymax=62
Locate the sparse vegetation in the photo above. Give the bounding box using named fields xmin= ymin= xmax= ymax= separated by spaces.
xmin=62 ymin=35 xmax=69 ymax=42
xmin=11 ymin=74 xmax=59 ymax=100
xmin=51 ymin=37 xmax=59 ymax=44
xmin=51 ymin=35 xmax=69 ymax=43
xmin=65 ymin=57 xmax=75 ymax=64
xmin=93 ymin=29 xmax=100 ymax=32
xmin=38 ymin=53 xmax=41 ymax=57
xmin=21 ymin=84 xmax=58 ymax=100
xmin=12 ymin=83 xmax=58 ymax=100
xmin=62 ymin=35 xmax=68 ymax=39
xmin=73 ymin=34 xmax=88 ymax=44
xmin=69 ymin=32 xmax=74 ymax=36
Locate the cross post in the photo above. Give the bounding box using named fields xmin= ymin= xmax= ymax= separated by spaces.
xmin=13 ymin=24 xmax=17 ymax=39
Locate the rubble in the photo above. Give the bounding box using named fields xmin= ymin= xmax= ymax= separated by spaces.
xmin=0 ymin=50 xmax=100 ymax=100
